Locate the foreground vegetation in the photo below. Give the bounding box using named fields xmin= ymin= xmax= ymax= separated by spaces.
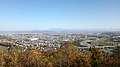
xmin=0 ymin=41 xmax=120 ymax=67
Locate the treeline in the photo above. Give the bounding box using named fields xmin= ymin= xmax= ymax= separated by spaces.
xmin=0 ymin=41 xmax=120 ymax=67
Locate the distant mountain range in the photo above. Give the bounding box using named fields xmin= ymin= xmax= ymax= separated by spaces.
xmin=0 ymin=28 xmax=120 ymax=33
xmin=43 ymin=28 xmax=120 ymax=33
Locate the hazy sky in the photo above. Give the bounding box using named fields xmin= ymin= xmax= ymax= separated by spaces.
xmin=0 ymin=0 xmax=120 ymax=31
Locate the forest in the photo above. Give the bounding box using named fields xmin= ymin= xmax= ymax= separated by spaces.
xmin=0 ymin=41 xmax=120 ymax=67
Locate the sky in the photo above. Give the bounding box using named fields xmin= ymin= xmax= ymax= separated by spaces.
xmin=0 ymin=0 xmax=120 ymax=31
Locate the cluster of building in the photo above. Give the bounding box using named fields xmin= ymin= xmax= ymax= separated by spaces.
xmin=0 ymin=32 xmax=120 ymax=52
xmin=6 ymin=33 xmax=83 ymax=50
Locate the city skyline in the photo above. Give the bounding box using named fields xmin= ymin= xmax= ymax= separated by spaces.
xmin=0 ymin=0 xmax=120 ymax=31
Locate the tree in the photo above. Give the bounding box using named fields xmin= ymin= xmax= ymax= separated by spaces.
xmin=90 ymin=47 xmax=102 ymax=67
xmin=112 ymin=46 xmax=120 ymax=67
